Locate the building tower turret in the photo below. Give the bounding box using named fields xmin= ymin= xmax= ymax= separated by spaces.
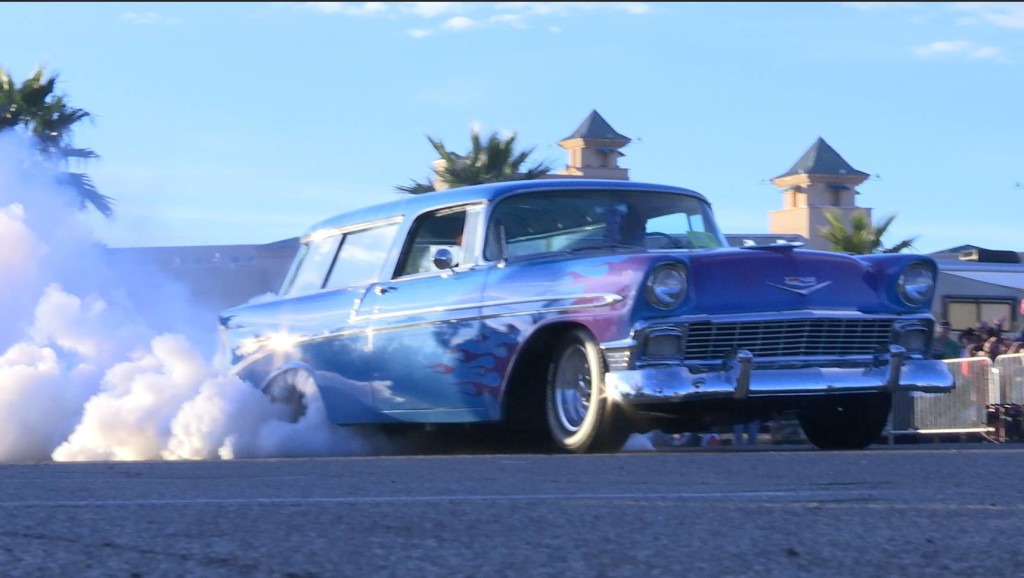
xmin=768 ymin=137 xmax=871 ymax=251
xmin=557 ymin=110 xmax=630 ymax=180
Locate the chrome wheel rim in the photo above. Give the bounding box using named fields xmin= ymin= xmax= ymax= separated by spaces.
xmin=553 ymin=344 xmax=592 ymax=432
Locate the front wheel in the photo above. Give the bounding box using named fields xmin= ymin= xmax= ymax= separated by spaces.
xmin=545 ymin=329 xmax=631 ymax=454
xmin=798 ymin=392 xmax=892 ymax=450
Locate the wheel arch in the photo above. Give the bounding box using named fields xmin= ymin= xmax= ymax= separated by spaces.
xmin=260 ymin=361 xmax=318 ymax=393
xmin=260 ymin=361 xmax=318 ymax=423
xmin=501 ymin=321 xmax=596 ymax=431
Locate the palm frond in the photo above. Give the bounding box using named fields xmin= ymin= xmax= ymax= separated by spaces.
xmin=395 ymin=178 xmax=436 ymax=194
xmin=58 ymin=171 xmax=115 ymax=218
xmin=0 ymin=66 xmax=114 ymax=217
xmin=819 ymin=209 xmax=917 ymax=254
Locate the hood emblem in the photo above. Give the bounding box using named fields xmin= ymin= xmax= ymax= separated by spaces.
xmin=767 ymin=277 xmax=832 ymax=296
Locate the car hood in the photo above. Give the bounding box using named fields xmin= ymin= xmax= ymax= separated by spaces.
xmin=680 ymin=245 xmax=901 ymax=315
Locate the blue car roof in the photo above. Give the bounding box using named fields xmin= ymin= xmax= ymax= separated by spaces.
xmin=304 ymin=179 xmax=711 ymax=237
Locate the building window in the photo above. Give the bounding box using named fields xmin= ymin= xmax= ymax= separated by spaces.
xmin=944 ymin=297 xmax=1014 ymax=332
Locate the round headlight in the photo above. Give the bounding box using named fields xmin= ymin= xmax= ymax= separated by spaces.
xmin=645 ymin=263 xmax=688 ymax=309
xmin=897 ymin=262 xmax=934 ymax=307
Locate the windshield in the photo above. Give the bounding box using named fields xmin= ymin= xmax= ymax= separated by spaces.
xmin=484 ymin=189 xmax=725 ymax=261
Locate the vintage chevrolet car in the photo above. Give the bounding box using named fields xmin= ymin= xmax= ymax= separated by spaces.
xmin=216 ymin=178 xmax=955 ymax=453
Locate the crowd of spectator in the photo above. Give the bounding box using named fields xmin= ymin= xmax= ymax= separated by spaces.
xmin=933 ymin=318 xmax=1024 ymax=361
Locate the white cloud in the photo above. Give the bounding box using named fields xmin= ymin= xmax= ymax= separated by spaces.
xmin=302 ymin=2 xmax=390 ymax=16
xmin=120 ymin=12 xmax=181 ymax=25
xmin=840 ymin=2 xmax=922 ymax=11
xmin=970 ymin=45 xmax=1005 ymax=59
xmin=912 ymin=40 xmax=1005 ymax=60
xmin=619 ymin=2 xmax=652 ymax=15
xmin=914 ymin=40 xmax=973 ymax=56
xmin=441 ymin=16 xmax=477 ymax=31
xmin=302 ymin=1 xmax=651 ymax=36
xmin=952 ymin=2 xmax=1024 ymax=29
xmin=489 ymin=13 xmax=527 ymax=28
xmin=405 ymin=2 xmax=465 ymax=18
xmin=494 ymin=2 xmax=651 ymax=17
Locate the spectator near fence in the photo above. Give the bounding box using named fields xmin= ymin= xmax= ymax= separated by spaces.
xmin=958 ymin=327 xmax=983 ymax=358
xmin=976 ymin=325 xmax=1012 ymax=362
xmin=933 ymin=321 xmax=962 ymax=360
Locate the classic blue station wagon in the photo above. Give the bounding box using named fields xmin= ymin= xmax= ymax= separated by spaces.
xmin=217 ymin=179 xmax=955 ymax=452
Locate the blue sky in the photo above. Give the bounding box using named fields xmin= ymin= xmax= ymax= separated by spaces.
xmin=1 ymin=2 xmax=1021 ymax=254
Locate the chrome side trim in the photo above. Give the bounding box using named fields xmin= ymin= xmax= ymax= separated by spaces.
xmin=354 ymin=293 xmax=622 ymax=323
xmin=301 ymin=216 xmax=405 ymax=243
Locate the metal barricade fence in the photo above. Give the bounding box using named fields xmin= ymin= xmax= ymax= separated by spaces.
xmin=992 ymin=354 xmax=1024 ymax=441
xmin=994 ymin=354 xmax=1024 ymax=406
xmin=888 ymin=356 xmax=993 ymax=441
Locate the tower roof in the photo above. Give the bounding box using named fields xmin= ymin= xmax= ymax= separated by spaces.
xmin=774 ymin=137 xmax=869 ymax=180
xmin=562 ymin=110 xmax=630 ymax=142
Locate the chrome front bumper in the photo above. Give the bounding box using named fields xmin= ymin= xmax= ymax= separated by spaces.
xmin=606 ymin=346 xmax=956 ymax=403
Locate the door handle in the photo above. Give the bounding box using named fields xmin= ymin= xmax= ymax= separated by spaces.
xmin=374 ymin=285 xmax=397 ymax=295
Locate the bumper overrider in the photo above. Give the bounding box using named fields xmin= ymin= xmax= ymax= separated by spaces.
xmin=602 ymin=344 xmax=956 ymax=403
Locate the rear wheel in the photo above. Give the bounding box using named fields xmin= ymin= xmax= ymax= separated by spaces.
xmin=261 ymin=367 xmax=310 ymax=423
xmin=545 ymin=329 xmax=631 ymax=453
xmin=798 ymin=393 xmax=892 ymax=450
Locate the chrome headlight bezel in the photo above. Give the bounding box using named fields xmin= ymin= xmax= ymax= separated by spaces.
xmin=645 ymin=263 xmax=689 ymax=310
xmin=896 ymin=262 xmax=935 ymax=307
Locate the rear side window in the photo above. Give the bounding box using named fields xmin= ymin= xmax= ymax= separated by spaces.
xmin=324 ymin=223 xmax=400 ymax=290
xmin=281 ymin=221 xmax=401 ymax=296
xmin=282 ymin=234 xmax=342 ymax=296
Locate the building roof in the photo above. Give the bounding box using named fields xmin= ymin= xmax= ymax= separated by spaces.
xmin=942 ymin=270 xmax=1024 ymax=291
xmin=561 ymin=110 xmax=630 ymax=142
xmin=774 ymin=137 xmax=870 ymax=180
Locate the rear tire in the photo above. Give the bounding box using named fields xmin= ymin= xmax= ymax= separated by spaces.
xmin=261 ymin=367 xmax=310 ymax=423
xmin=798 ymin=393 xmax=892 ymax=450
xmin=545 ymin=329 xmax=631 ymax=454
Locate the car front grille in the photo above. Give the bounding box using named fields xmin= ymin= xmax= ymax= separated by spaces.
xmin=680 ymin=318 xmax=895 ymax=359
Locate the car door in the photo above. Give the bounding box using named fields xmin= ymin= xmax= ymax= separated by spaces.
xmin=288 ymin=219 xmax=403 ymax=424
xmin=362 ymin=204 xmax=493 ymax=419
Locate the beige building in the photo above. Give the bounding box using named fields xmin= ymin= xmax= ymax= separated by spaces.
xmin=768 ymin=137 xmax=872 ymax=251
xmin=555 ymin=109 xmax=631 ymax=181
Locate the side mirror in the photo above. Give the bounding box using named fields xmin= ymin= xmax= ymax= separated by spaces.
xmin=432 ymin=247 xmax=455 ymax=271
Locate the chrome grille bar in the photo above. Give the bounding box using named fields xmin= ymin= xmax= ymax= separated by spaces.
xmin=682 ymin=318 xmax=895 ymax=359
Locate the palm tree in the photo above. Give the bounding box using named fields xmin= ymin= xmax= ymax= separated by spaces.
xmin=819 ymin=210 xmax=917 ymax=254
xmin=396 ymin=130 xmax=551 ymax=194
xmin=0 ymin=66 xmax=114 ymax=216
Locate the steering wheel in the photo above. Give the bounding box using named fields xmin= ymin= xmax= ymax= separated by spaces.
xmin=645 ymin=232 xmax=687 ymax=249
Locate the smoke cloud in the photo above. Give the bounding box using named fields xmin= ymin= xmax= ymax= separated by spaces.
xmin=0 ymin=132 xmax=394 ymax=463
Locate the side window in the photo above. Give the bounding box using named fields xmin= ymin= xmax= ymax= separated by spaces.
xmin=324 ymin=223 xmax=401 ymax=290
xmin=396 ymin=209 xmax=467 ymax=277
xmin=284 ymin=234 xmax=343 ymax=296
